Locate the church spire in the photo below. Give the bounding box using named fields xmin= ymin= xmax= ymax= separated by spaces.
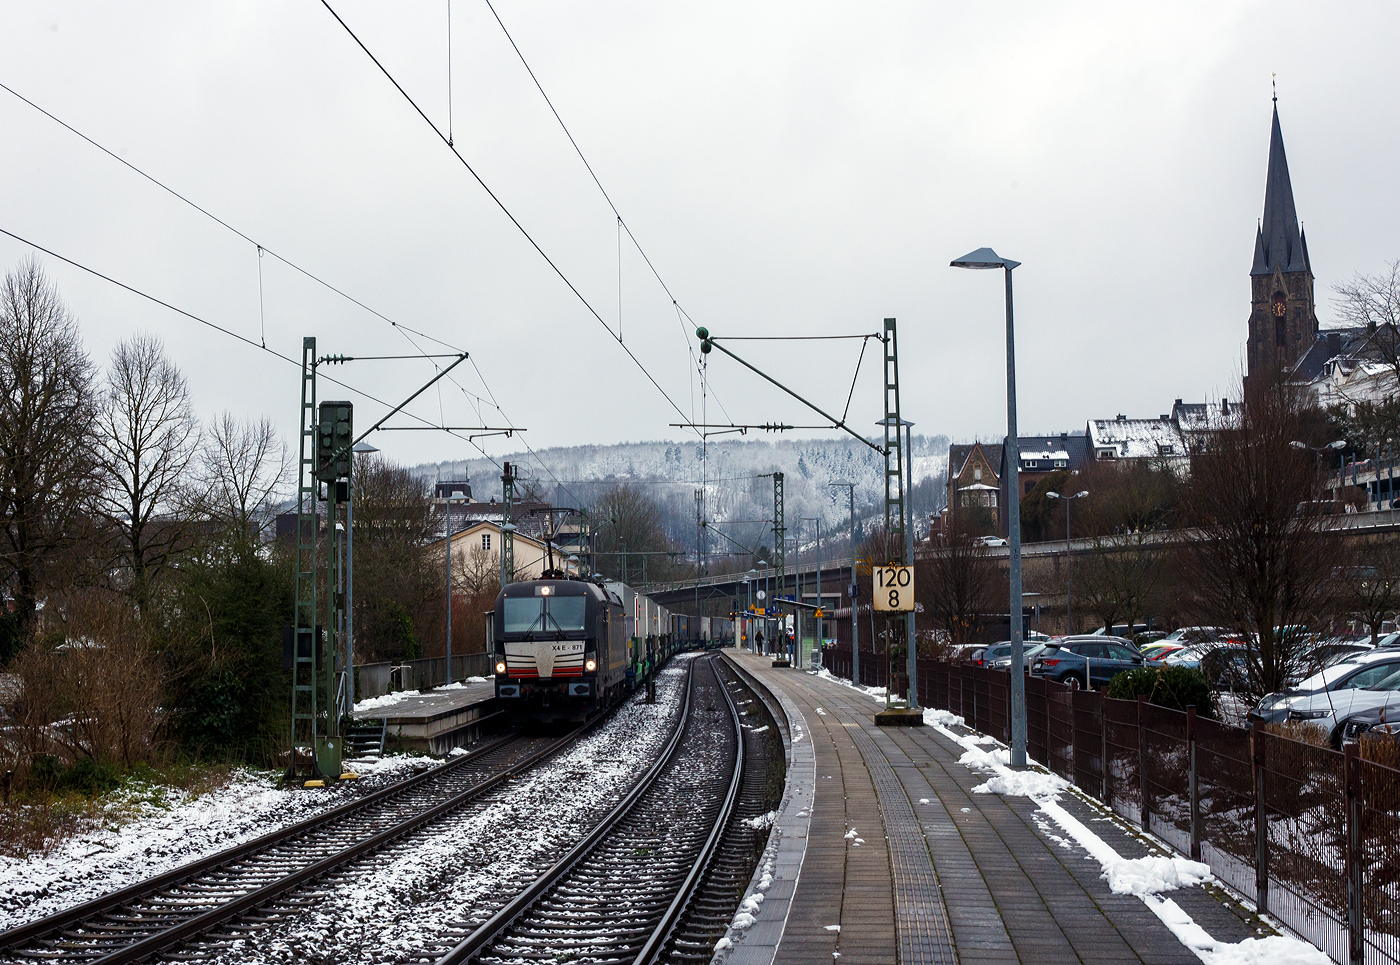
xmin=1251 ymin=101 xmax=1307 ymax=276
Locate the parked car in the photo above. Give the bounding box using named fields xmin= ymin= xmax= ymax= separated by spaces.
xmin=1030 ymin=636 xmax=1144 ymax=688
xmin=975 ymin=536 xmax=1008 ymax=547
xmin=1139 ymin=642 xmax=1184 ymax=661
xmin=989 ymin=643 xmax=1049 ymax=671
xmin=948 ymin=644 xmax=986 ymax=664
xmin=1161 ymin=626 xmax=1239 ymax=646
xmin=1251 ymin=650 xmax=1400 ymax=734
xmin=1089 ymin=623 xmax=1149 ymax=638
xmin=1336 ymin=705 xmax=1400 ymax=743
xmin=1134 ymin=631 xmax=1169 ymax=647
xmin=1251 ymin=663 xmax=1400 ymax=746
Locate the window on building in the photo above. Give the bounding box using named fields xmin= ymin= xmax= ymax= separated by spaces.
xmin=974 ymin=467 xmax=982 ymax=482
xmin=1023 ymin=460 xmax=1037 ymax=469
xmin=1054 ymin=459 xmax=1067 ymax=468
xmin=482 ymin=533 xmax=492 ymax=551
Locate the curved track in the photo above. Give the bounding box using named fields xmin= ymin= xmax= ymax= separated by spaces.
xmin=0 ymin=729 xmax=587 ymax=965
xmin=436 ymin=653 xmax=747 ymax=965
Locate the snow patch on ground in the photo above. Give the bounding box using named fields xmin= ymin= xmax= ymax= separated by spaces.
xmin=0 ymin=758 xmax=422 ymax=929
xmin=742 ymin=811 xmax=777 ymax=831
xmin=926 ymin=711 xmax=1328 ymax=963
xmin=808 ymin=668 xmax=886 ymax=703
xmin=352 ymin=689 xmax=417 ymax=713
xmin=1146 ymin=895 xmax=1332 ymax=965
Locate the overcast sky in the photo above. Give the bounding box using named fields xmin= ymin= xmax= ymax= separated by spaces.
xmin=2 ymin=2 xmax=1397 ymax=471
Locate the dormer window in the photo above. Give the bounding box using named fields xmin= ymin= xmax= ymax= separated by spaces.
xmin=1054 ymin=460 xmax=1067 ymax=468
xmin=1024 ymin=459 xmax=1037 ymax=469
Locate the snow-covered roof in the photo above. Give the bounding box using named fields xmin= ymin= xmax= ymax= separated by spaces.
xmin=1087 ymin=418 xmax=1186 ymax=459
xmin=1020 ymin=450 xmax=1070 ymax=462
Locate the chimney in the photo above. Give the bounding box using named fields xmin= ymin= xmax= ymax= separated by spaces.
xmin=1116 ymin=414 xmax=1127 ymax=422
xmin=1221 ymin=399 xmax=1231 ymax=415
xmin=1174 ymin=398 xmax=1183 ymax=407
xmin=1160 ymin=414 xmax=1170 ymax=422
xmin=1328 ymin=332 xmax=1341 ymax=353
xmin=1060 ymin=431 xmax=1068 ymax=443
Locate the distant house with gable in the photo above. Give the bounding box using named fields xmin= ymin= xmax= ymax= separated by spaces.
xmin=943 ymin=442 xmax=1003 ymax=535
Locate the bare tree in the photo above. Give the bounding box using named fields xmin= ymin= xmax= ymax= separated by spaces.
xmin=200 ymin=412 xmax=290 ymax=556
xmin=918 ymin=518 xmax=1002 ymax=649
xmin=591 ymin=484 xmax=685 ymax=585
xmin=0 ymin=259 xmax=98 ymax=640
xmin=1073 ymin=461 xmax=1176 ymax=634
xmin=1183 ymin=373 xmax=1343 ymax=696
xmin=1336 ymin=536 xmax=1400 ymax=645
xmin=351 ymin=454 xmax=439 ymax=662
xmin=1333 ymin=260 xmax=1400 ymax=339
xmin=93 ymin=333 xmax=202 ymax=614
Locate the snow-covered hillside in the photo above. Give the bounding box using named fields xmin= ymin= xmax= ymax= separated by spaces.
xmin=414 ymin=434 xmax=949 ymax=552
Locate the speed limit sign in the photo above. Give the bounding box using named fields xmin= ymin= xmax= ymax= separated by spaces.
xmin=874 ymin=565 xmax=914 ymax=612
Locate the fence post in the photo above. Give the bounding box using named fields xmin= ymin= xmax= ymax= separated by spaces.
xmin=1251 ymin=719 xmax=1269 ymax=916
xmin=1101 ymin=694 xmax=1109 ymax=804
xmin=1137 ymin=694 xmax=1149 ymax=831
xmin=1187 ymin=705 xmax=1200 ymax=863
xmin=1345 ymin=741 xmax=1363 ymax=965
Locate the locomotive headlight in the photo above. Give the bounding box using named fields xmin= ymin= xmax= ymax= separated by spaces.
xmin=585 ymin=658 xmax=597 ymax=672
xmin=495 ymin=660 xmax=507 ymax=675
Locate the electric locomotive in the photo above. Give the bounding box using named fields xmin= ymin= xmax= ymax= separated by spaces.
xmin=492 ymin=577 xmax=629 ymax=723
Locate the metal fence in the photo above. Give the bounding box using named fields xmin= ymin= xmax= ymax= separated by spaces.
xmin=354 ymin=652 xmax=493 ymax=700
xmin=824 ymin=654 xmax=1400 ymax=965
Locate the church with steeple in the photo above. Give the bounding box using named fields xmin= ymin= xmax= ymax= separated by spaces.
xmin=1245 ymin=98 xmax=1320 ymax=389
xmin=1244 ymin=98 xmax=1385 ymax=409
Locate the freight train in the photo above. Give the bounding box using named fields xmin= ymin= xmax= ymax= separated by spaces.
xmin=491 ymin=576 xmax=734 ymax=724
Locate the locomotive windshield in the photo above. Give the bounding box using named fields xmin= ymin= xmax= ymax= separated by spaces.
xmin=503 ymin=595 xmax=588 ymax=634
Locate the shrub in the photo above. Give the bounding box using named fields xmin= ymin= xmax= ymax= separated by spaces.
xmin=1107 ymin=665 xmax=1216 ymax=718
xmin=25 ymin=754 xmax=120 ymax=797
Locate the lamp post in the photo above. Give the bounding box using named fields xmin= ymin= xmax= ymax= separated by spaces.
xmin=952 ymin=246 xmax=1027 ymax=767
xmin=800 ymin=517 xmax=821 ymax=669
xmin=1046 ymin=490 xmax=1089 ymax=634
xmin=831 ymin=482 xmax=858 ymax=685
xmin=756 ymin=558 xmax=769 ymax=654
xmin=345 ymin=442 xmax=378 ymax=701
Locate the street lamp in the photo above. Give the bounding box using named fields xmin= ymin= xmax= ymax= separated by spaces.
xmin=1046 ymin=490 xmax=1089 ymax=634
xmin=345 ymin=442 xmax=378 ymax=701
xmin=831 ymin=482 xmax=859 ymax=686
xmin=952 ymin=246 xmax=1027 ymax=766
xmin=756 ymin=558 xmax=768 ymax=653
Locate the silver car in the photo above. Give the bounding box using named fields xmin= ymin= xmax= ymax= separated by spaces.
xmin=1251 ymin=651 xmax=1400 ymax=743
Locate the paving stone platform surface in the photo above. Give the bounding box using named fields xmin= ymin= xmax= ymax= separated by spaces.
xmin=724 ymin=650 xmax=1262 ymax=965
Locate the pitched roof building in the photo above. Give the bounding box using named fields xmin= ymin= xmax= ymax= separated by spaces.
xmin=1246 ymin=98 xmax=1375 ymax=401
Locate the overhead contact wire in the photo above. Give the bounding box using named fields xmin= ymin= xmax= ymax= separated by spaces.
xmin=319 ymin=0 xmax=697 ymax=435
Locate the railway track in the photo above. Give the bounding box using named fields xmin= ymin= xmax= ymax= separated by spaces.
xmin=434 ymin=652 xmax=779 ymax=965
xmin=0 ymin=724 xmax=597 ymax=964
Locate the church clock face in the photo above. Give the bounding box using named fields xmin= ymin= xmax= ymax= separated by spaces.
xmin=1273 ymin=295 xmax=1287 ymax=317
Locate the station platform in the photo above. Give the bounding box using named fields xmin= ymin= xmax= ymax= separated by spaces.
xmin=719 ymin=650 xmax=1272 ymax=965
xmin=352 ymin=680 xmax=500 ymax=754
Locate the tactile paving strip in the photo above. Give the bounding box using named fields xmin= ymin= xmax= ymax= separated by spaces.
xmin=843 ymin=720 xmax=958 ymax=965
